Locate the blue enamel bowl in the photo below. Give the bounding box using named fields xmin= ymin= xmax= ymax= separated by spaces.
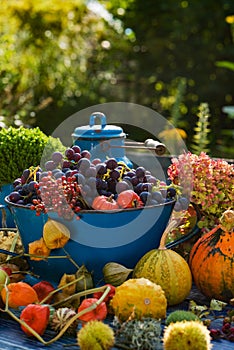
xmin=5 ymin=197 xmax=175 ymax=285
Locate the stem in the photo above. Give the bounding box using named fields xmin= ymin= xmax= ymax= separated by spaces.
xmin=159 ymin=218 xmax=181 ymax=249
xmin=62 ymin=248 xmax=80 ymax=269
xmin=6 ymin=231 xmax=20 ymax=262
xmin=51 ymin=285 xmax=108 ymax=308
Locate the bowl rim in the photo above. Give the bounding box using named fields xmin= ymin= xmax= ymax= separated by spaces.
xmin=4 ymin=195 xmax=175 ymax=215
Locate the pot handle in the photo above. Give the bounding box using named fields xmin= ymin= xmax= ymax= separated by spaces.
xmin=89 ymin=112 xmax=107 ymax=129
xmin=0 ymin=204 xmax=7 ymax=228
xmin=165 ymin=204 xmax=202 ymax=249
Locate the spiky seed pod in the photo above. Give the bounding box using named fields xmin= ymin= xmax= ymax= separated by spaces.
xmin=114 ymin=317 xmax=162 ymax=350
xmin=77 ymin=320 xmax=115 ymax=350
xmin=102 ymin=262 xmax=133 ymax=286
xmin=50 ymin=307 xmax=78 ymax=335
xmin=163 ymin=320 xmax=212 ymax=350
xmin=166 ymin=310 xmax=200 ymax=325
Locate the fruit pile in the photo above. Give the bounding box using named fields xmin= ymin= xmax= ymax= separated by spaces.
xmin=7 ymin=146 xmax=188 ymax=219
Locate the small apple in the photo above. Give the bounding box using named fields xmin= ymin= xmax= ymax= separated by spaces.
xmin=0 ymin=268 xmax=10 ymax=292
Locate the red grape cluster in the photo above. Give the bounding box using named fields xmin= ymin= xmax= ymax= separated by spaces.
xmin=7 ymin=145 xmax=186 ymax=220
xmin=210 ymin=315 xmax=234 ymax=342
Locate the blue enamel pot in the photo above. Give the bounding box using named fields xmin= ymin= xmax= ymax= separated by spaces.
xmin=5 ymin=197 xmax=175 ymax=285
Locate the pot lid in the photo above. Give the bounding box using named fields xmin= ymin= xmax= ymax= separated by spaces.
xmin=72 ymin=112 xmax=126 ymax=139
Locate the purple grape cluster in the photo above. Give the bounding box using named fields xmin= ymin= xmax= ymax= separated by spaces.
xmin=7 ymin=146 xmax=188 ymax=218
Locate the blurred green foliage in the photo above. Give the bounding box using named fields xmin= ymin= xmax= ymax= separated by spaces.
xmin=0 ymin=0 xmax=233 ymax=157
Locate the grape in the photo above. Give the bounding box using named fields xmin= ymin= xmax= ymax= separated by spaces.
xmin=62 ymin=160 xmax=71 ymax=168
xmin=179 ymin=197 xmax=189 ymax=210
xmin=98 ymin=190 xmax=112 ymax=197
xmin=52 ymin=168 xmax=61 ymax=175
xmin=54 ymin=171 xmax=64 ymax=179
xmin=149 ymin=199 xmax=159 ymax=206
xmin=14 ymin=185 xmax=22 ymax=191
xmin=125 ymin=171 xmax=135 ymax=178
xmin=81 ymin=150 xmax=91 ymax=159
xmin=140 ymin=191 xmax=152 ymax=204
xmin=72 ymin=145 xmax=81 ymax=153
xmin=160 ymin=188 xmax=167 ymax=198
xmin=16 ymin=199 xmax=25 ymax=205
xmin=65 ymin=170 xmax=73 ymax=178
xmin=131 ymin=176 xmax=140 ymax=186
xmin=86 ymin=176 xmax=97 ymax=188
xmin=72 ymin=153 xmax=82 ymax=163
xmin=13 ymin=178 xmax=21 ymax=188
xmin=36 ymin=172 xmax=41 ymax=181
xmin=9 ymin=191 xmax=21 ymax=203
xmin=51 ymin=151 xmax=63 ymax=164
xmin=106 ymin=158 xmax=118 ymax=170
xmin=39 ymin=171 xmax=49 ymax=180
xmin=147 ymin=176 xmax=158 ymax=185
xmin=152 ymin=191 xmax=164 ymax=203
xmin=22 ymin=169 xmax=30 ymax=179
xmin=85 ymin=166 xmax=97 ymax=178
xmin=96 ymin=178 xmax=108 ymax=191
xmin=135 ymin=166 xmax=146 ymax=178
xmin=141 ymin=183 xmax=153 ymax=192
xmin=74 ymin=173 xmax=86 ymax=186
xmin=77 ymin=158 xmax=91 ymax=171
xmin=107 ymin=178 xmax=117 ymax=193
xmin=121 ymin=176 xmax=132 ymax=184
xmin=45 ymin=161 xmax=57 ymax=171
xmin=167 ymin=187 xmax=177 ymax=198
xmin=116 ymin=181 xmax=130 ymax=194
xmin=21 ymin=184 xmax=31 ymax=195
xmin=65 ymin=148 xmax=75 ymax=160
xmin=110 ymin=169 xmax=120 ymax=180
xmin=173 ymin=201 xmax=183 ymax=212
xmin=28 ymin=181 xmax=38 ymax=192
xmin=134 ymin=183 xmax=143 ymax=194
xmin=80 ymin=184 xmax=92 ymax=197
xmin=96 ymin=163 xmax=107 ymax=176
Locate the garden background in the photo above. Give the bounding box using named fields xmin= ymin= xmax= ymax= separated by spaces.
xmin=0 ymin=0 xmax=233 ymax=158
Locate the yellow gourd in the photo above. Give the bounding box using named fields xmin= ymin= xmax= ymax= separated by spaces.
xmin=110 ymin=277 xmax=167 ymax=322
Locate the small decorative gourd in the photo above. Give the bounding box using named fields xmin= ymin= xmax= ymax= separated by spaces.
xmin=92 ymin=195 xmax=119 ymax=210
xmin=189 ymin=209 xmax=234 ymax=302
xmin=133 ymin=220 xmax=192 ymax=306
xmin=110 ymin=277 xmax=167 ymax=322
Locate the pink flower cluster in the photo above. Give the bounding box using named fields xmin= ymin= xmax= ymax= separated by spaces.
xmin=168 ymin=152 xmax=234 ymax=230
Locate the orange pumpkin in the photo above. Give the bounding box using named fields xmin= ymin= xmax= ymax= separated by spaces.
xmin=92 ymin=195 xmax=119 ymax=210
xmin=1 ymin=281 xmax=39 ymax=308
xmin=189 ymin=214 xmax=234 ymax=302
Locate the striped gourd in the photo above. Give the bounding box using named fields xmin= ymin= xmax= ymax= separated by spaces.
xmin=133 ymin=221 xmax=192 ymax=306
